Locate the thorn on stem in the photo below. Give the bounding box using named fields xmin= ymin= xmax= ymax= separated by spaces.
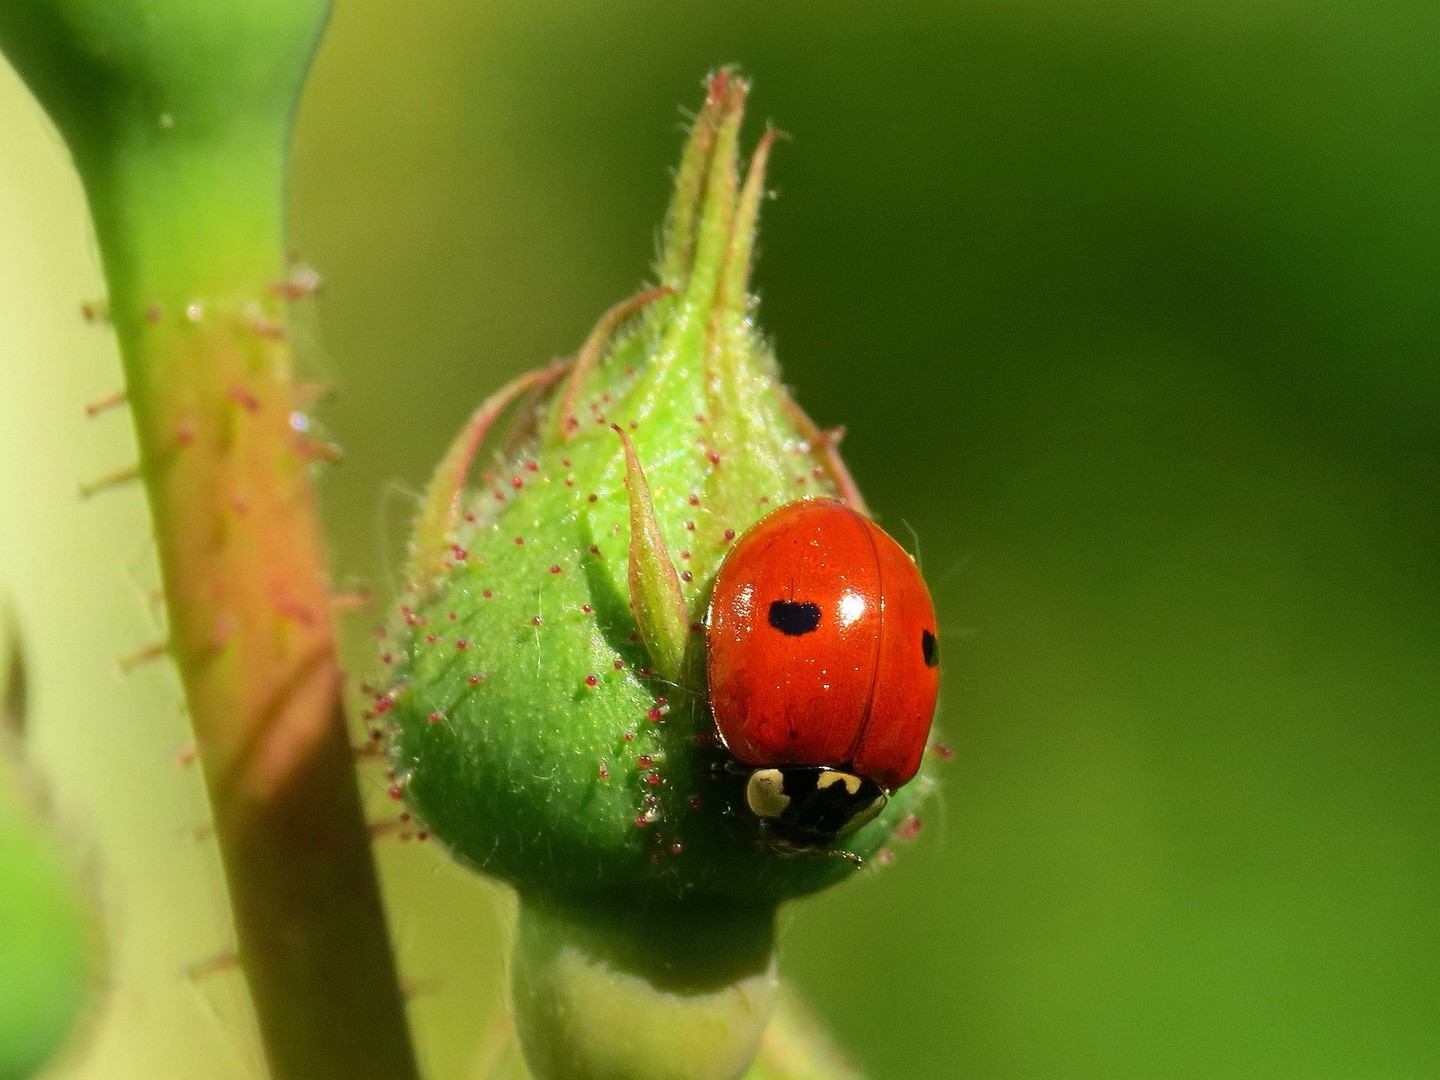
xmin=184 ymin=950 xmax=239 ymax=981
xmin=352 ymin=742 xmax=386 ymax=762
xmin=368 ymin=817 xmax=412 ymax=841
xmin=291 ymin=434 xmax=343 ymax=464
xmin=116 ymin=639 xmax=167 ymax=674
xmin=78 ymin=463 xmax=140 ymax=499
xmin=83 ymin=389 xmax=127 ymax=418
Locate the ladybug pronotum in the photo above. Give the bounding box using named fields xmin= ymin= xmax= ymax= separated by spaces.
xmin=705 ymin=498 xmax=941 ymax=852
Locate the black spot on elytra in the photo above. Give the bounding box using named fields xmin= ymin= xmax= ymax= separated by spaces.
xmin=768 ymin=600 xmax=821 ymax=636
xmin=921 ymin=629 xmax=939 ymax=667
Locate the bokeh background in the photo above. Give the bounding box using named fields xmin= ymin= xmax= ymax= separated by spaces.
xmin=2 ymin=1 xmax=1438 ymax=1078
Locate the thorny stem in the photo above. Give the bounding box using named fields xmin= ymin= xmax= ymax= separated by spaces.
xmin=95 ymin=143 xmax=418 ymax=1080
xmin=0 ymin=5 xmax=419 ymax=1078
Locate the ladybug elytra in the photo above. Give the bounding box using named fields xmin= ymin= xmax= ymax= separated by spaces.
xmin=705 ymin=498 xmax=941 ymax=853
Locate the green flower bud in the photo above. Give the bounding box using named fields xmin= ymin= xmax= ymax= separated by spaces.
xmin=384 ymin=71 xmax=936 ymax=1080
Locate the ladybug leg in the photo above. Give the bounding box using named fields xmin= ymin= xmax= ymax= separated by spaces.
xmin=407 ymin=358 xmax=570 ymax=586
xmin=613 ymin=426 xmax=690 ymax=686
xmin=708 ymin=758 xmax=749 ymax=777
xmin=754 ymin=824 xmax=864 ymax=869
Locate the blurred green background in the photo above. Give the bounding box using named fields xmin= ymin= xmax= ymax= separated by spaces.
xmin=3 ymin=0 xmax=1438 ymax=1078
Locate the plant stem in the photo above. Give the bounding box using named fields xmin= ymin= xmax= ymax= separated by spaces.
xmin=88 ymin=128 xmax=417 ymax=1080
xmin=0 ymin=4 xmax=420 ymax=1076
xmin=511 ymin=898 xmax=778 ymax=1080
xmin=474 ymin=985 xmax=865 ymax=1080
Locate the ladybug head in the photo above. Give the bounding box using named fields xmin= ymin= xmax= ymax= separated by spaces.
xmin=744 ymin=765 xmax=887 ymax=852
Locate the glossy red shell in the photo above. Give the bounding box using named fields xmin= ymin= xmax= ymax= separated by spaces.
xmin=705 ymin=498 xmax=940 ymax=790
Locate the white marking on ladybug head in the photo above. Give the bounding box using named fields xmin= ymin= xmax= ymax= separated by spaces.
xmin=815 ymin=770 xmax=863 ymax=797
xmin=746 ymin=769 xmax=790 ymax=820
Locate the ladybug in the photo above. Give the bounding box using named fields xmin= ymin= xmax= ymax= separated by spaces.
xmin=705 ymin=497 xmax=941 ymax=853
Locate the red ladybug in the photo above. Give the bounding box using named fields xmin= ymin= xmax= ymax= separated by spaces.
xmin=705 ymin=497 xmax=941 ymax=851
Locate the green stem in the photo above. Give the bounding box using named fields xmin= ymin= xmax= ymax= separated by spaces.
xmin=0 ymin=5 xmax=418 ymax=1078
xmin=91 ymin=102 xmax=417 ymax=1080
xmin=89 ymin=112 xmax=417 ymax=1080
xmin=475 ymin=984 xmax=865 ymax=1080
xmin=512 ymin=898 xmax=779 ymax=1080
